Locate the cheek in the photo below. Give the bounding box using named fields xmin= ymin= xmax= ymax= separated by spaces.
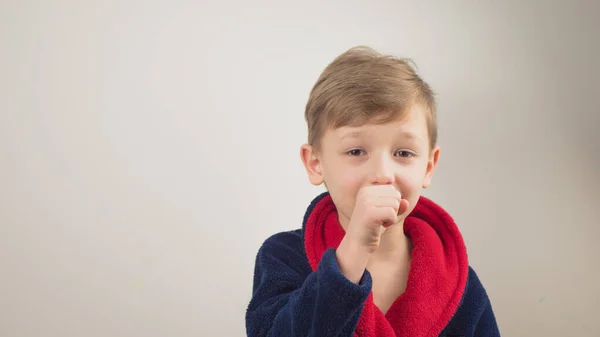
xmin=395 ymin=166 xmax=426 ymax=199
xmin=329 ymin=167 xmax=363 ymax=204
xmin=326 ymin=161 xmax=362 ymax=188
xmin=342 ymin=169 xmax=364 ymax=188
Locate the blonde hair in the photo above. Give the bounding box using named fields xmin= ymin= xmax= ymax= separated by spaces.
xmin=304 ymin=46 xmax=437 ymax=150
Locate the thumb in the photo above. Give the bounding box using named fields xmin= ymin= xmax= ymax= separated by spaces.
xmin=397 ymin=199 xmax=410 ymax=217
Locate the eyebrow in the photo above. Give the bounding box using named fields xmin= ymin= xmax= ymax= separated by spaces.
xmin=339 ymin=130 xmax=422 ymax=141
xmin=398 ymin=131 xmax=422 ymax=140
xmin=339 ymin=131 xmax=362 ymax=141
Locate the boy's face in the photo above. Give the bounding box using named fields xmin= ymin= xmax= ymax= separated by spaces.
xmin=301 ymin=105 xmax=440 ymax=229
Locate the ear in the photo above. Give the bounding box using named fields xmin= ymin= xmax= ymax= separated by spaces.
xmin=300 ymin=144 xmax=324 ymax=186
xmin=422 ymin=146 xmax=440 ymax=189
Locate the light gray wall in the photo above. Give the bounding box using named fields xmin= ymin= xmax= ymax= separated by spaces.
xmin=1 ymin=1 xmax=598 ymax=336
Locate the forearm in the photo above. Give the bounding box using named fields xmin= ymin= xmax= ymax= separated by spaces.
xmin=336 ymin=235 xmax=372 ymax=284
xmin=247 ymin=248 xmax=372 ymax=336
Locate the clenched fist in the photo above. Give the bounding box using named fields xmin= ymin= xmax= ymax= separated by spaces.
xmin=335 ymin=184 xmax=409 ymax=283
xmin=345 ymin=184 xmax=409 ymax=253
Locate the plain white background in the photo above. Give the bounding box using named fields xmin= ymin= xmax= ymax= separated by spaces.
xmin=1 ymin=1 xmax=599 ymax=336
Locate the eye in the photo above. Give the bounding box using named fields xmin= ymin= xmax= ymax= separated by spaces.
xmin=395 ymin=150 xmax=414 ymax=158
xmin=346 ymin=149 xmax=365 ymax=156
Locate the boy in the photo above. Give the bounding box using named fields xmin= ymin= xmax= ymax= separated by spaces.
xmin=245 ymin=46 xmax=500 ymax=337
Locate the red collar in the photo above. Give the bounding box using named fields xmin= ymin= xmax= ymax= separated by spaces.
xmin=303 ymin=192 xmax=468 ymax=337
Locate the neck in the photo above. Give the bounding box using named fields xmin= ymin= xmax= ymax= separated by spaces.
xmin=372 ymin=221 xmax=412 ymax=262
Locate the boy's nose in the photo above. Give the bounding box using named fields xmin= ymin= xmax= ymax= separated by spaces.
xmin=370 ymin=174 xmax=395 ymax=185
xmin=367 ymin=153 xmax=396 ymax=185
xmin=369 ymin=164 xmax=395 ymax=185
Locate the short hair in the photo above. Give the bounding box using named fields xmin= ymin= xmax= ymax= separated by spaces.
xmin=304 ymin=46 xmax=437 ymax=150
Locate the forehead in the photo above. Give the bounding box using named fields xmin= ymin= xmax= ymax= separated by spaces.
xmin=325 ymin=105 xmax=429 ymax=143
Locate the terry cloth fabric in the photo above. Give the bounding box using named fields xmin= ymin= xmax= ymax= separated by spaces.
xmin=245 ymin=192 xmax=501 ymax=337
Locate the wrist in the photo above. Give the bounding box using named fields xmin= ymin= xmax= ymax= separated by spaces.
xmin=336 ymin=236 xmax=372 ymax=284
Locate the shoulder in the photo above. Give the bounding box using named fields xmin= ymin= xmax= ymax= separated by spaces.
xmin=260 ymin=229 xmax=304 ymax=250
xmin=455 ymin=266 xmax=493 ymax=315
xmin=257 ymin=229 xmax=305 ymax=259
xmin=465 ymin=266 xmax=492 ymax=304
xmin=443 ymin=265 xmax=500 ymax=336
xmin=253 ymin=229 xmax=311 ymax=277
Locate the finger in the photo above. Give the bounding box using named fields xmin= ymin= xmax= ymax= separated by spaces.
xmin=369 ymin=185 xmax=402 ymax=201
xmin=374 ymin=197 xmax=400 ymax=211
xmin=397 ymin=199 xmax=410 ymax=216
xmin=372 ymin=207 xmax=398 ymax=228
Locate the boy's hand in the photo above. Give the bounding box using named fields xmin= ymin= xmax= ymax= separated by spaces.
xmin=336 ymin=184 xmax=409 ymax=283
xmin=346 ymin=184 xmax=405 ymax=252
